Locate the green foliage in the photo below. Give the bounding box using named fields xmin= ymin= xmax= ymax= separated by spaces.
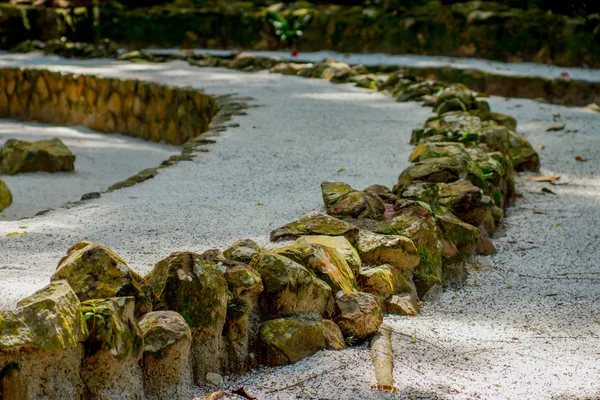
xmin=81 ymin=299 xmax=114 ymax=328
xmin=268 ymin=12 xmax=309 ymax=44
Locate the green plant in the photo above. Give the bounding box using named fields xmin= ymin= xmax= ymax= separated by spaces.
xmin=345 ymin=336 xmax=358 ymax=346
xmin=81 ymin=299 xmax=114 ymax=329
xmin=268 ymin=12 xmax=309 ymax=45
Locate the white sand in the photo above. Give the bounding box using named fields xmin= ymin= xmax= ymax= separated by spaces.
xmin=0 ymin=52 xmax=599 ymax=399
xmin=0 ymin=121 xmax=179 ymax=221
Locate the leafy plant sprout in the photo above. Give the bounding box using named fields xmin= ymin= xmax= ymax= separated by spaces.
xmin=268 ymin=12 xmax=311 ymax=57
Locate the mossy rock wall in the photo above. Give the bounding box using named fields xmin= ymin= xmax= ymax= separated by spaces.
xmin=3 ymin=2 xmax=597 ymax=67
xmin=0 ymin=67 xmax=217 ymax=145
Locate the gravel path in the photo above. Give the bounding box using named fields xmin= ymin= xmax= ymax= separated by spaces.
xmin=0 ymin=53 xmax=599 ymax=399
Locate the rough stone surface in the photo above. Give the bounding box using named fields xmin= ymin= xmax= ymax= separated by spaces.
xmin=321 ymin=181 xmax=385 ymax=219
xmin=250 ymin=252 xmax=334 ymax=319
xmin=354 ymin=230 xmax=420 ymax=272
xmin=270 ymin=211 xmax=359 ymax=243
xmin=0 ymin=281 xmax=86 ymax=400
xmin=144 ymin=251 xmax=229 ymax=382
xmin=80 ymin=296 xmax=144 ymax=400
xmin=275 ymin=239 xmax=357 ymax=294
xmin=259 ymin=317 xmax=345 ymax=366
xmin=0 ymin=178 xmax=12 ymax=212
xmin=223 ymin=238 xmax=261 ymax=264
xmin=384 ymin=293 xmax=420 ymax=316
xmin=52 ymin=241 xmax=152 ymax=317
xmin=333 ymin=291 xmax=383 ymax=340
xmin=0 ymin=137 xmax=75 ymax=175
xmin=139 ymin=311 xmax=193 ymax=400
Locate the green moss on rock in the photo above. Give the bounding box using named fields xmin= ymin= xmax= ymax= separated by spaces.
xmin=259 ymin=317 xmax=345 ymax=366
xmin=0 ymin=178 xmax=12 ymax=211
xmin=52 ymin=241 xmax=152 ymax=317
xmin=0 ymin=137 xmax=75 ymax=175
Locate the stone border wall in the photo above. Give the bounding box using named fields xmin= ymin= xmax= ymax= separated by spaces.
xmin=0 ymin=67 xmax=217 ymax=145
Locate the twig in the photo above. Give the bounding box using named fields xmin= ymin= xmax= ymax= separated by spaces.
xmin=457 ymin=346 xmax=504 ymax=355
xmin=518 ymin=274 xmax=600 ymax=282
xmin=266 ymin=364 xmax=344 ymax=393
xmin=393 ymin=356 xmax=424 ymax=374
xmin=389 ymin=328 xmax=444 ymax=350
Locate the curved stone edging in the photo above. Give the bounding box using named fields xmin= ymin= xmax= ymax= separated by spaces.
xmin=0 ymin=59 xmax=541 ymax=399
xmin=0 ymin=67 xmax=216 ymax=145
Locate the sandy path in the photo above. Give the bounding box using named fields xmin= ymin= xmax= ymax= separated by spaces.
xmin=0 ymin=53 xmax=599 ymax=399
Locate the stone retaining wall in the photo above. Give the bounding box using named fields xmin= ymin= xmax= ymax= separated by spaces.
xmin=0 ymin=68 xmax=217 ymax=145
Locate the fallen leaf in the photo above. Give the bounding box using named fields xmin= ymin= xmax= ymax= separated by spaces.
xmin=528 ymin=176 xmax=560 ymax=182
xmin=338 ymin=168 xmax=346 ymax=173
xmin=471 ymin=266 xmax=480 ymax=270
xmin=515 ymin=104 xmax=522 ymax=108
xmin=575 ymin=156 xmax=588 ymax=162
xmin=410 ymin=334 xmax=417 ymax=344
xmin=5 ymin=231 xmax=27 ymax=237
xmin=18 ymin=225 xmax=27 ymax=229
xmin=537 ymin=144 xmax=545 ymax=150
xmin=232 ymin=387 xmax=256 ymax=399
xmin=552 ymin=113 xmax=561 ymax=118
xmin=255 ymin=203 xmax=263 ymax=206
xmin=204 ymin=392 xmax=225 ymax=400
xmin=560 ymin=71 xmax=570 ymax=78
xmin=556 ymin=223 xmax=563 ymax=227
xmin=546 ymin=124 xmax=565 ymax=132
xmin=533 ymin=210 xmax=546 ymax=215
xmin=283 ymin=165 xmax=288 ymax=169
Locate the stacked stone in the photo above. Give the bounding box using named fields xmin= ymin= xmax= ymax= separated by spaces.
xmin=0 ymin=67 xmax=217 ymax=145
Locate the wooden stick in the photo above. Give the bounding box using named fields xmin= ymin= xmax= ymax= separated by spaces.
xmin=370 ymin=325 xmax=394 ymax=387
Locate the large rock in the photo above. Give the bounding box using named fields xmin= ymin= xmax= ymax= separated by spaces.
xmin=394 ymin=156 xmax=470 ymax=189
xmin=275 ymin=238 xmax=358 ymax=294
xmin=221 ymin=257 xmax=263 ymax=373
xmin=384 ymin=293 xmax=420 ymax=316
xmin=223 ymin=238 xmax=261 ymax=264
xmin=52 ymin=241 xmax=152 ymax=317
xmin=434 ymin=206 xmax=480 ymax=259
xmin=321 ymin=181 xmax=385 ymax=220
xmin=0 ymin=281 xmax=87 ymax=400
xmin=507 ymin=129 xmax=540 ymax=172
xmin=0 ymin=137 xmax=75 ymax=175
xmin=437 ymin=179 xmax=494 ymax=226
xmin=0 ymin=179 xmax=12 ymax=211
xmin=144 ymin=251 xmax=230 ymax=382
xmin=388 ymin=202 xmax=445 ymax=295
xmin=298 ymin=235 xmax=362 ymax=273
xmin=270 ymin=211 xmax=359 ymax=243
xmin=354 ymin=230 xmax=420 ymax=272
xmin=394 ymin=182 xmax=439 ymax=207
xmin=249 ymin=252 xmax=334 ymax=319
xmin=269 ymin=62 xmax=308 ymax=75
xmin=333 ymin=291 xmax=382 ymax=340
xmin=80 ymin=297 xmax=144 ymax=400
xmin=259 ymin=317 xmax=345 ymax=366
xmin=139 ymin=311 xmax=193 ymax=400
xmin=410 ymin=112 xmax=482 ymax=144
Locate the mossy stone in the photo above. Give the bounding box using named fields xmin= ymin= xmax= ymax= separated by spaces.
xmin=144 ymin=251 xmax=230 ymax=331
xmin=270 ymin=211 xmax=359 ymax=243
xmin=249 ymin=252 xmax=334 ymax=319
xmin=0 ymin=179 xmax=12 ymax=211
xmin=1 ymin=280 xmax=87 ymax=351
xmin=0 ymin=137 xmax=75 ymax=175
xmin=52 ymin=241 xmax=152 ymax=317
xmin=259 ymin=317 xmax=345 ymax=366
